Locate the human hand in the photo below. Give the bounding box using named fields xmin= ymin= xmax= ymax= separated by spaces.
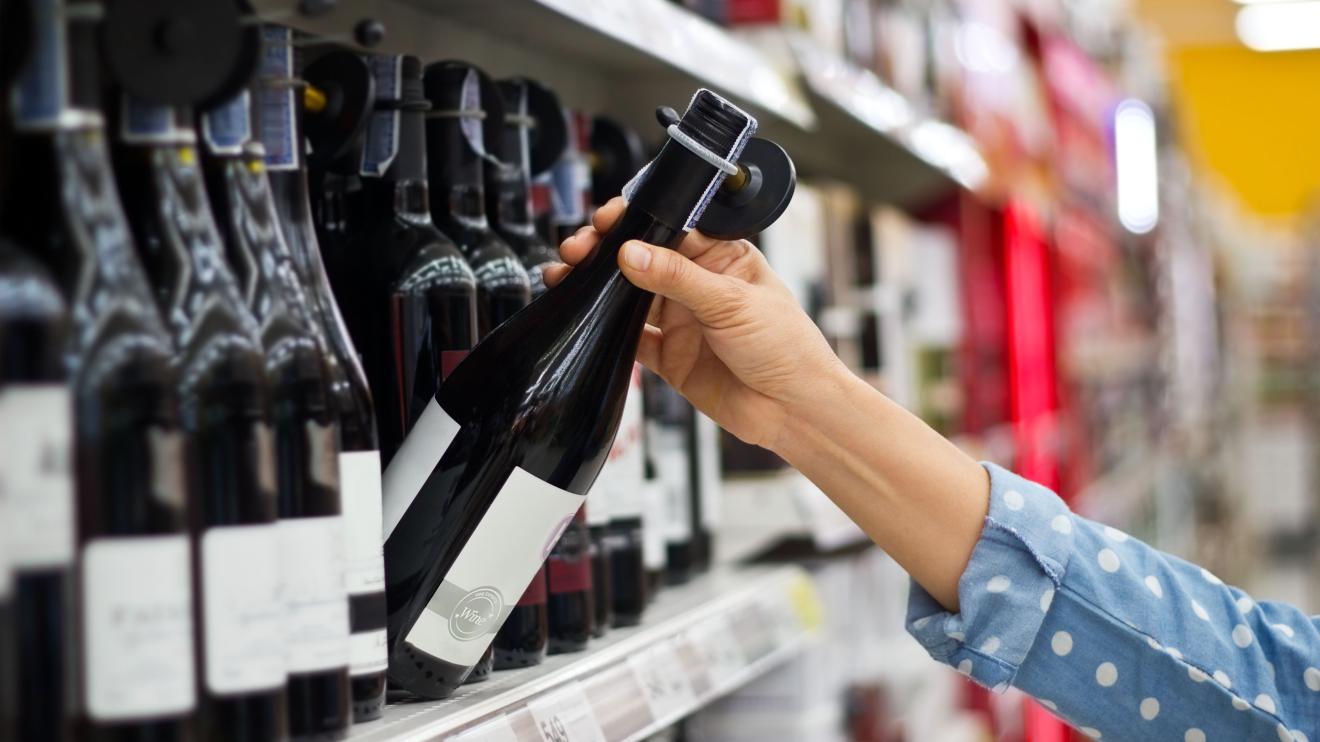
xmin=545 ymin=197 xmax=848 ymax=451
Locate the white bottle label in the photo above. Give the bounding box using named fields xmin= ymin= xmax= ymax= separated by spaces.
xmin=695 ymin=414 xmax=722 ymax=529
xmin=406 ymin=467 xmax=585 ymax=667
xmin=382 ymin=398 xmax=462 ymax=539
xmin=340 ymin=449 xmax=388 ymax=678
xmin=340 ymin=451 xmax=385 ymax=596
xmin=0 ymin=385 xmax=75 ymax=569
xmin=593 ymin=367 xmax=644 ymax=521
xmin=650 ymin=425 xmax=693 ymax=543
xmin=83 ymin=535 xmax=196 ymax=720
xmin=279 ymin=516 xmax=350 ymax=673
xmin=201 ymin=524 xmax=285 ymax=694
xmin=641 ymin=481 xmax=668 ymax=571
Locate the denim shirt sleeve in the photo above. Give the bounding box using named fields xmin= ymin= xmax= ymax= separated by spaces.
xmin=906 ymin=463 xmax=1319 ymax=740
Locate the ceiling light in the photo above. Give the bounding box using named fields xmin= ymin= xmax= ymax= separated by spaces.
xmin=1114 ymin=99 xmax=1159 ymax=235
xmin=1236 ymin=1 xmax=1320 ymax=51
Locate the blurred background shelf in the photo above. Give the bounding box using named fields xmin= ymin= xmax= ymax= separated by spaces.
xmin=257 ymin=0 xmax=984 ymax=209
xmin=348 ymin=566 xmax=821 ymax=742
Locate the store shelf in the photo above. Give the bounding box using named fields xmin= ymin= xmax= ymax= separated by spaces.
xmin=259 ymin=0 xmax=990 ymax=209
xmin=717 ymin=470 xmax=868 ymax=562
xmin=350 ymin=566 xmax=821 ymax=742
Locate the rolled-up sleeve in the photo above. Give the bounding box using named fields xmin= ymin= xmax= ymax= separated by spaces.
xmin=906 ymin=463 xmax=1319 ymax=740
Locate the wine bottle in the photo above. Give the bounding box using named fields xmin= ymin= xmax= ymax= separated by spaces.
xmin=643 ymin=370 xmax=696 ymax=586
xmin=5 ymin=1 xmax=197 ymax=737
xmin=381 ymin=88 xmax=760 ymax=700
xmin=422 ymin=61 xmax=532 ymax=337
xmin=546 ymin=507 xmax=594 ymax=653
xmin=491 ymin=564 xmax=547 ymax=669
xmin=260 ymin=28 xmax=388 ymax=723
xmin=346 ymin=54 xmax=478 ymax=469
xmin=485 ymin=77 xmax=565 ymax=298
xmin=200 ymin=84 xmax=351 ymax=741
xmin=640 ymin=418 xmax=668 ymax=600
xmin=0 ymin=236 xmax=75 ymax=742
xmin=587 ymin=493 xmax=614 ymax=639
xmin=689 ymin=412 xmax=723 ymax=572
xmin=545 ymin=109 xmax=593 ymax=246
xmin=110 ymin=92 xmax=287 ymax=741
xmin=600 ymin=364 xmax=648 ymax=626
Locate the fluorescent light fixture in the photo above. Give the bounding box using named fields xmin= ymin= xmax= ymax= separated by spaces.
xmin=1114 ymin=99 xmax=1159 ymax=235
xmin=1236 ymin=1 xmax=1320 ymax=51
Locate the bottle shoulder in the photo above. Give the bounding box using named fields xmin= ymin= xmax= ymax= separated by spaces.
xmin=376 ymin=219 xmax=478 ymax=292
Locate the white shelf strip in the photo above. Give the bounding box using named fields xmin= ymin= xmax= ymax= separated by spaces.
xmin=349 ymin=566 xmax=822 ymax=742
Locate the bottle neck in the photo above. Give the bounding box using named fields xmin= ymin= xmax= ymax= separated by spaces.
xmin=426 ymin=117 xmax=487 ymax=227
xmin=383 ymin=107 xmax=433 ymax=223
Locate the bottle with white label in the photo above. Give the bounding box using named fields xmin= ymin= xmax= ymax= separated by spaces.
xmin=261 ymin=29 xmax=389 ymax=724
xmin=381 ymin=88 xmax=765 ymax=700
xmin=688 ymin=412 xmax=723 ymax=572
xmin=200 ymin=79 xmax=351 ymax=739
xmin=601 ymin=365 xmax=648 ymax=626
xmin=4 ymin=1 xmax=197 ymax=737
xmin=643 ymin=370 xmax=696 ymax=586
xmin=339 ymin=54 xmax=478 ymax=467
xmin=109 ymin=88 xmax=288 ymax=741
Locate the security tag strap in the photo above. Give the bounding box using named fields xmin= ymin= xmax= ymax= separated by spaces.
xmin=665 ymin=123 xmax=739 ymax=176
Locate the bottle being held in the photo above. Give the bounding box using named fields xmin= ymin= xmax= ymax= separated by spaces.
xmin=346 ymin=54 xmax=478 ymax=468
xmin=200 ymin=76 xmax=351 ymax=741
xmin=110 ymin=88 xmax=287 ymax=741
xmin=4 ymin=1 xmax=197 ymax=737
xmin=422 ymin=61 xmax=531 ymax=337
xmin=484 ymin=77 xmax=568 ymax=298
xmin=381 ymin=89 xmax=772 ymax=700
xmin=261 ymin=30 xmax=389 ymax=723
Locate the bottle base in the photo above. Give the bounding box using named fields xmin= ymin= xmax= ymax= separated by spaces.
xmin=387 ymin=641 xmax=469 ymax=700
xmin=547 ymin=637 xmax=591 ymax=655
xmin=612 ymin=612 xmax=643 ymax=628
xmin=350 ymin=672 xmax=386 ymax=723
xmin=494 ymin=648 xmax=546 ymax=670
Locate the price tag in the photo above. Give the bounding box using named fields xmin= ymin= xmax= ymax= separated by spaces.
xmin=527 ymin=684 xmax=606 ymax=742
xmin=692 ymin=616 xmax=747 ymax=688
xmin=627 ymin=640 xmax=696 ymax=722
xmin=448 ymin=715 xmax=519 ymax=742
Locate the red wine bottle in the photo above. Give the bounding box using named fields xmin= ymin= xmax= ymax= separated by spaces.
xmin=200 ymin=85 xmax=351 ymax=741
xmin=346 ymin=55 xmax=478 ymax=469
xmin=491 ymin=564 xmax=547 ymax=670
xmin=546 ymin=507 xmax=595 ymax=653
xmin=485 ymin=77 xmax=565 ymax=298
xmin=643 ymin=370 xmax=696 ymax=586
xmin=599 ymin=365 xmax=648 ymax=626
xmin=110 ymin=93 xmax=287 ymax=741
xmin=260 ymin=28 xmax=389 ymax=723
xmin=422 ymin=61 xmax=531 ymax=337
xmin=6 ymin=1 xmax=198 ymax=737
xmin=381 ymin=89 xmax=760 ymax=699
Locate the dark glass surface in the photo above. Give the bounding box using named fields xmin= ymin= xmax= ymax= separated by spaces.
xmin=485 ymin=79 xmax=560 ymax=299
xmin=338 ymin=56 xmax=478 ymax=467
xmin=492 ymin=564 xmax=547 ymax=669
xmin=422 ymin=62 xmax=531 ymax=338
xmin=263 ymin=39 xmax=388 ymax=722
xmin=607 ymin=518 xmax=647 ymax=626
xmin=588 ymin=523 xmax=612 ymax=639
xmin=547 ymin=509 xmax=594 ymax=653
xmin=3 ymin=4 xmax=195 ymax=739
xmin=644 ymin=371 xmax=695 ymax=587
xmin=110 ymin=98 xmax=286 ymax=742
xmin=200 ymin=92 xmax=349 ymax=741
xmin=382 ymin=90 xmax=746 ymax=699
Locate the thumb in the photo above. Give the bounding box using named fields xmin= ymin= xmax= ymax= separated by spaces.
xmin=619 ymin=240 xmax=745 ymax=327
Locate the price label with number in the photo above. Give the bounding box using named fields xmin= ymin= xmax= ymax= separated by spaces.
xmin=627 ymin=640 xmax=697 ymax=722
xmin=527 ymin=684 xmax=606 ymax=742
xmin=693 ymin=616 xmax=747 ymax=688
xmin=447 ymin=715 xmax=519 ymax=742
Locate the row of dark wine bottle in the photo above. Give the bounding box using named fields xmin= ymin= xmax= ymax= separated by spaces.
xmin=0 ymin=1 xmax=724 ymax=740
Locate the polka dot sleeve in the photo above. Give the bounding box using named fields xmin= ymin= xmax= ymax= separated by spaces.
xmin=906 ymin=463 xmax=1319 ymax=740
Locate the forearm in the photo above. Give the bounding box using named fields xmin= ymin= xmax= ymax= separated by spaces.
xmin=769 ymin=367 xmax=988 ymax=611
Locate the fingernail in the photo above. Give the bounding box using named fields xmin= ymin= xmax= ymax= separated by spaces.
xmin=621 ymin=241 xmax=652 ymax=271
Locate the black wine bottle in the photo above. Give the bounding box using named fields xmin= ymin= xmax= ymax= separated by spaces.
xmin=5 ymin=1 xmax=197 ymax=737
xmin=688 ymin=412 xmax=722 ymax=572
xmin=345 ymin=55 xmax=478 ymax=471
xmin=600 ymin=365 xmax=648 ymax=626
xmin=491 ymin=564 xmax=547 ymax=669
xmin=260 ymin=28 xmax=389 ymax=723
xmin=545 ymin=108 xmax=593 ymax=246
xmin=422 ymin=61 xmax=532 ymax=337
xmin=546 ymin=507 xmax=595 ymax=653
xmin=381 ymin=89 xmax=761 ymax=700
xmin=200 ymin=85 xmax=351 ymax=741
xmin=643 ymin=370 xmax=696 ymax=586
xmin=485 ymin=77 xmax=566 ymax=298
xmin=110 ymin=93 xmax=287 ymax=741
xmin=0 ymin=238 xmax=75 ymax=742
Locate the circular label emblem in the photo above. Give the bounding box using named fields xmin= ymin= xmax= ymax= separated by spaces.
xmin=449 ymin=586 xmax=504 ymax=641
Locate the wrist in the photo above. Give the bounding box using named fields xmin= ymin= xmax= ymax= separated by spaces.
xmin=769 ymin=361 xmax=875 ymax=462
